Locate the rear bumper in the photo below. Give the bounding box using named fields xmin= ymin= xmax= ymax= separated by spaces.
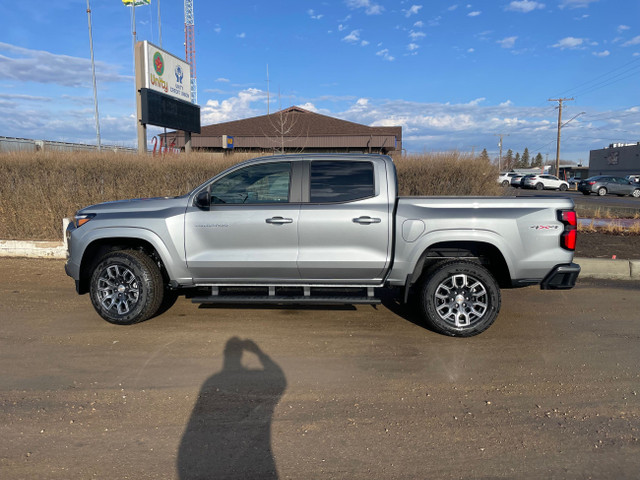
xmin=540 ymin=263 xmax=581 ymax=290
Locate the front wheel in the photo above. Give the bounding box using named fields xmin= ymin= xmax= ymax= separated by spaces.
xmin=418 ymin=261 xmax=501 ymax=337
xmin=501 ymin=180 xmax=509 ymax=187
xmin=535 ymin=183 xmax=544 ymax=190
xmin=597 ymin=187 xmax=607 ymax=196
xmin=632 ymin=189 xmax=640 ymax=198
xmin=89 ymin=250 xmax=165 ymax=325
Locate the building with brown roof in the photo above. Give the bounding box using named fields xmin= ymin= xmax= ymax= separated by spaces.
xmin=163 ymin=106 xmax=402 ymax=156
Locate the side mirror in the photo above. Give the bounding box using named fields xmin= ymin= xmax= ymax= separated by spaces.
xmin=194 ymin=189 xmax=211 ymax=210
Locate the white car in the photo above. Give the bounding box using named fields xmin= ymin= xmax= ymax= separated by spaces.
xmin=523 ymin=174 xmax=569 ymax=191
xmin=497 ymin=172 xmax=519 ymax=187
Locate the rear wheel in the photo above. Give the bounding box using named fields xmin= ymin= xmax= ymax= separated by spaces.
xmin=632 ymin=189 xmax=640 ymax=198
xmin=559 ymin=184 xmax=568 ymax=191
xmin=89 ymin=250 xmax=165 ymax=325
xmin=501 ymin=180 xmax=509 ymax=187
xmin=418 ymin=261 xmax=501 ymax=337
xmin=597 ymin=187 xmax=607 ymax=196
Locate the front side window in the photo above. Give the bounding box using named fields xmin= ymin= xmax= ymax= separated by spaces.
xmin=310 ymin=161 xmax=375 ymax=203
xmin=210 ymin=162 xmax=291 ymax=204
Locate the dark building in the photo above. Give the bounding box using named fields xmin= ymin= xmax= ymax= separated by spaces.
xmin=163 ymin=106 xmax=402 ymax=156
xmin=589 ymin=142 xmax=640 ymax=176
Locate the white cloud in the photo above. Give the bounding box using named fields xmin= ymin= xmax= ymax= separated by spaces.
xmin=468 ymin=11 xmax=481 ymax=17
xmin=559 ymin=0 xmax=598 ymax=8
xmin=617 ymin=25 xmax=630 ymax=33
xmin=407 ymin=43 xmax=419 ymax=51
xmin=345 ymin=0 xmax=384 ymax=15
xmin=0 ymin=42 xmax=126 ymax=87
xmin=307 ymin=9 xmax=324 ymax=20
xmin=467 ymin=48 xmax=475 ymax=53
xmin=201 ymin=88 xmax=266 ymax=125
xmin=592 ymin=50 xmax=610 ymax=57
xmin=448 ymin=4 xmax=459 ymax=10
xmin=505 ymin=1 xmax=545 ymax=13
xmin=342 ymin=30 xmax=362 ymax=43
xmin=467 ymin=97 xmax=485 ymax=106
xmin=236 ymin=32 xmax=246 ymax=38
xmin=623 ymin=36 xmax=640 ymax=47
xmin=216 ymin=78 xmax=230 ymax=83
xmin=552 ymin=36 xmax=585 ymax=49
xmin=414 ymin=20 xmax=424 ymax=27
xmin=361 ymin=40 xmax=370 ymax=46
xmin=405 ymin=5 xmax=423 ymax=17
xmin=500 ymin=100 xmax=513 ymax=107
xmin=338 ymin=24 xmax=346 ymax=31
xmin=497 ymin=36 xmax=518 ymax=49
xmin=409 ymin=30 xmax=426 ymax=41
xmin=376 ymin=49 xmax=395 ymax=61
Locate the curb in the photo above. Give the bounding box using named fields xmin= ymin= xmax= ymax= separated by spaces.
xmin=1 ymin=241 xmax=639 ymax=281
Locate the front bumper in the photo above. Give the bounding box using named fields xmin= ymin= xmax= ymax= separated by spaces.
xmin=540 ymin=263 xmax=581 ymax=290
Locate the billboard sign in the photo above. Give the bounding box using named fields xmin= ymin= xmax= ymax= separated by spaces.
xmin=142 ymin=41 xmax=192 ymax=103
xmin=140 ymin=88 xmax=201 ymax=134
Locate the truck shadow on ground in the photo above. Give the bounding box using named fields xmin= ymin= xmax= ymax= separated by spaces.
xmin=177 ymin=337 xmax=287 ymax=480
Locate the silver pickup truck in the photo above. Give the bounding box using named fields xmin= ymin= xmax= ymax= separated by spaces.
xmin=65 ymin=154 xmax=580 ymax=336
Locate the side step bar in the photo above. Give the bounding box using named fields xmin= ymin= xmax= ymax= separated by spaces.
xmin=192 ymin=295 xmax=381 ymax=305
xmin=191 ymin=286 xmax=381 ymax=306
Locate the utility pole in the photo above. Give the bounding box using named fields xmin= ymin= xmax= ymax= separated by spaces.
xmin=494 ymin=134 xmax=509 ymax=171
xmin=86 ymin=0 xmax=101 ymax=151
xmin=548 ymin=97 xmax=574 ymax=177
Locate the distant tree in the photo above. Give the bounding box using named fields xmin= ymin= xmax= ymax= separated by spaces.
xmin=532 ymin=152 xmax=543 ymax=168
xmin=514 ymin=152 xmax=521 ymax=167
xmin=521 ymin=147 xmax=531 ymax=168
xmin=479 ymin=148 xmax=490 ymax=163
xmin=504 ymin=149 xmax=514 ymax=170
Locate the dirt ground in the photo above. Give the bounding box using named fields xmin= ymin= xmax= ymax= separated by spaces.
xmin=576 ymin=232 xmax=640 ymax=259
xmin=1 ymin=257 xmax=639 ymax=479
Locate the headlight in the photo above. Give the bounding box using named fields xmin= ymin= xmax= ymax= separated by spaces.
xmin=73 ymin=213 xmax=96 ymax=228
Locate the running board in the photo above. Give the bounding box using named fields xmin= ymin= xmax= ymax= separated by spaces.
xmin=191 ymin=286 xmax=380 ymax=306
xmin=192 ymin=295 xmax=381 ymax=305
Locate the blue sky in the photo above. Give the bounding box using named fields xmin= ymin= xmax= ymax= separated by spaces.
xmin=1 ymin=0 xmax=639 ymax=163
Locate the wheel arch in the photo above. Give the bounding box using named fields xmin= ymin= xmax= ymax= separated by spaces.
xmin=78 ymin=236 xmax=170 ymax=295
xmin=409 ymin=240 xmax=511 ymax=289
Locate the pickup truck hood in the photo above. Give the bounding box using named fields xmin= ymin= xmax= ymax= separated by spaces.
xmin=79 ymin=195 xmax=190 ymax=214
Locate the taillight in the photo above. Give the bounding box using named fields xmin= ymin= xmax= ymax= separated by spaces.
xmin=588 ymin=181 xmax=596 ymax=185
xmin=558 ymin=209 xmax=577 ymax=251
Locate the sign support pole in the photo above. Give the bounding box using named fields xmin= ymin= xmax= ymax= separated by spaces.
xmin=185 ymin=132 xmax=192 ymax=154
xmin=135 ymin=41 xmax=147 ymax=154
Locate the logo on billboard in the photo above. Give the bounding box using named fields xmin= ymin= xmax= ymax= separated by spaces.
xmin=153 ymin=52 xmax=164 ymax=76
xmin=175 ymin=65 xmax=183 ymax=84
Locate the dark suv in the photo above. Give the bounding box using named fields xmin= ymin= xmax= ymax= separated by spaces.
xmin=578 ymin=176 xmax=640 ymax=197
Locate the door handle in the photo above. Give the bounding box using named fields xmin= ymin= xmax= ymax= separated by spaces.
xmin=353 ymin=216 xmax=382 ymax=224
xmin=266 ymin=216 xmax=293 ymax=224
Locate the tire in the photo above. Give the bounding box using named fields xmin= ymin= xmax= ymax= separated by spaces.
xmin=89 ymin=249 xmax=165 ymax=325
xmin=632 ymin=189 xmax=640 ymax=198
xmin=501 ymin=180 xmax=509 ymax=187
xmin=597 ymin=187 xmax=607 ymax=196
xmin=559 ymin=184 xmax=568 ymax=191
xmin=417 ymin=260 xmax=501 ymax=337
xmin=535 ymin=183 xmax=544 ymax=190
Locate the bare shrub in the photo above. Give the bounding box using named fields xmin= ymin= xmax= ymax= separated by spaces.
xmin=1 ymin=150 xmax=499 ymax=240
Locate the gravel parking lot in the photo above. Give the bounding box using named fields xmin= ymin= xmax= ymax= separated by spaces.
xmin=1 ymin=258 xmax=639 ymax=479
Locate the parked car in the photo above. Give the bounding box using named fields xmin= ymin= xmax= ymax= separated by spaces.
xmin=498 ymin=172 xmax=519 ymax=187
xmin=510 ymin=173 xmax=526 ymax=187
xmin=578 ymin=176 xmax=640 ymax=197
xmin=625 ymin=174 xmax=640 ymax=185
xmin=523 ymin=174 xmax=569 ymax=191
xmin=64 ymin=154 xmax=580 ymax=337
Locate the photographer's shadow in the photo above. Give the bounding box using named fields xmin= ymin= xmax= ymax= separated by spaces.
xmin=177 ymin=337 xmax=287 ymax=479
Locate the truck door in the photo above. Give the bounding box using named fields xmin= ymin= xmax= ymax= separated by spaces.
xmin=184 ymin=161 xmax=301 ymax=282
xmin=297 ymin=159 xmax=392 ymax=282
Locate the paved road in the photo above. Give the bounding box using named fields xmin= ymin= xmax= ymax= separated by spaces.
xmin=1 ymin=258 xmax=639 ymax=479
xmin=513 ymin=187 xmax=640 ymax=212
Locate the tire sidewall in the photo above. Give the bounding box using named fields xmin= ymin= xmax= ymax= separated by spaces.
xmin=419 ymin=261 xmax=501 ymax=337
xmin=89 ymin=251 xmax=161 ymax=325
xmin=598 ymin=187 xmax=607 ymax=196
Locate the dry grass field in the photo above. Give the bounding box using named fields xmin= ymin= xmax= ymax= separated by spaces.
xmin=0 ymin=150 xmax=501 ymax=240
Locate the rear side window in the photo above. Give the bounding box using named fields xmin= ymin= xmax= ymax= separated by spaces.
xmin=310 ymin=161 xmax=375 ymax=203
